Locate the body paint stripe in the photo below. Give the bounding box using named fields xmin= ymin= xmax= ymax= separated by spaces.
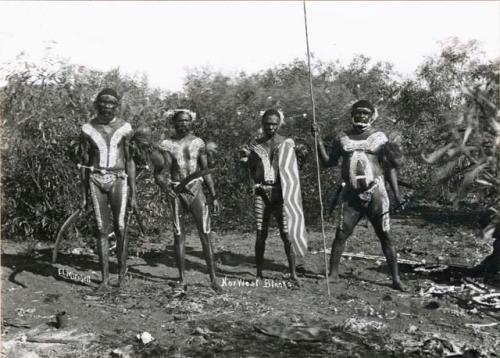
xmin=82 ymin=123 xmax=108 ymax=168
xmin=109 ymin=123 xmax=132 ymax=167
xmin=89 ymin=182 xmax=103 ymax=230
xmin=118 ymin=178 xmax=128 ymax=230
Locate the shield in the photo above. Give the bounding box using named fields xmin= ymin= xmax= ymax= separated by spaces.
xmin=278 ymin=139 xmax=307 ymax=256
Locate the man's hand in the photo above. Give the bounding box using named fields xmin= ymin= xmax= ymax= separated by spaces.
xmin=165 ymin=188 xmax=177 ymax=200
xmin=212 ymin=198 xmax=220 ymax=215
xmin=392 ymin=194 xmax=407 ymax=214
xmin=129 ymin=195 xmax=138 ymax=210
xmin=311 ymin=123 xmax=320 ymax=137
xmin=238 ymin=145 xmax=251 ymax=158
xmin=394 ymin=193 xmax=403 ymax=206
xmin=80 ymin=197 xmax=88 ymax=211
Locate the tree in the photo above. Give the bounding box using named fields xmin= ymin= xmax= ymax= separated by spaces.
xmin=422 ymin=79 xmax=499 ymax=274
xmin=391 ymin=38 xmax=499 ymax=203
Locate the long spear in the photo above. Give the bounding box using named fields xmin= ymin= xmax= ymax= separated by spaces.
xmin=302 ymin=0 xmax=331 ymax=296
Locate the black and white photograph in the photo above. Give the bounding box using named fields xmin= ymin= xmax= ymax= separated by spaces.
xmin=1 ymin=1 xmax=499 ymax=357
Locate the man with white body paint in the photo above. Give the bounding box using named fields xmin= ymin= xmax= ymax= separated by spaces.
xmin=312 ymin=100 xmax=405 ymax=291
xmin=153 ymin=109 xmax=222 ymax=292
xmin=79 ymin=88 xmax=137 ymax=291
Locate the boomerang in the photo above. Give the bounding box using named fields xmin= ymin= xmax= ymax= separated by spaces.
xmin=173 ymin=168 xmax=216 ymax=194
xmin=133 ymin=207 xmax=147 ymax=236
xmin=328 ymin=183 xmax=346 ymax=215
xmin=52 ymin=208 xmax=91 ymax=264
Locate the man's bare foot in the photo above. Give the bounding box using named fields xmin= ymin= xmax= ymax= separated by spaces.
xmin=173 ymin=281 xmax=187 ymax=291
xmin=210 ymin=281 xmax=223 ymax=293
xmin=290 ymin=276 xmax=301 ymax=287
xmin=172 ymin=281 xmax=187 ymax=297
xmin=96 ymin=283 xmax=111 ymax=294
xmin=391 ymin=281 xmax=406 ymax=292
xmin=328 ymin=272 xmax=340 ymax=283
xmin=118 ymin=275 xmax=127 ymax=288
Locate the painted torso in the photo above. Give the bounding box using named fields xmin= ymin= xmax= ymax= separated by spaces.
xmin=158 ymin=134 xmax=205 ymax=180
xmin=82 ymin=118 xmax=133 ymax=170
xmin=338 ymin=129 xmax=388 ymax=190
xmin=248 ymin=135 xmax=288 ymax=185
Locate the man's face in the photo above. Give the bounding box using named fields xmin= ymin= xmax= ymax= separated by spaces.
xmin=96 ymin=95 xmax=118 ymax=122
xmin=352 ymin=107 xmax=373 ymax=131
xmin=262 ymin=114 xmax=280 ymax=138
xmin=173 ymin=112 xmax=192 ymax=136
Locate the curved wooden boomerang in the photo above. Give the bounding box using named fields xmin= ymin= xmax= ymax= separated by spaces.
xmin=173 ymin=168 xmax=216 ymax=194
xmin=52 ymin=208 xmax=90 ymax=264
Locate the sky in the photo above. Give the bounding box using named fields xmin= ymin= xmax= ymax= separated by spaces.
xmin=0 ymin=1 xmax=498 ymax=91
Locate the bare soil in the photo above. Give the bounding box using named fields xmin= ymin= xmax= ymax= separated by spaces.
xmin=2 ymin=214 xmax=499 ymax=357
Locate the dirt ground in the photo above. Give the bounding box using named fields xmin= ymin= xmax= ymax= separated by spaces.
xmin=2 ymin=212 xmax=500 ymax=357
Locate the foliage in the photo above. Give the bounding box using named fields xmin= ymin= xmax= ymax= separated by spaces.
xmin=1 ymin=53 xmax=176 ymax=241
xmin=421 ymin=68 xmax=499 ymax=267
xmin=180 ymin=56 xmax=402 ymax=228
xmin=391 ymin=38 xmax=499 ymax=202
xmin=1 ymin=39 xmax=498 ymax=242
xmin=422 ymin=80 xmax=499 ymax=208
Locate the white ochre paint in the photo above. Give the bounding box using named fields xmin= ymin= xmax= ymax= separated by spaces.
xmin=82 ymin=122 xmax=132 ymax=168
xmin=159 ymin=137 xmax=205 ymax=176
xmin=341 ymin=132 xmax=388 ymax=189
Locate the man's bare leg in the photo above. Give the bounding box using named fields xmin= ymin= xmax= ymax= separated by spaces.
xmin=254 ymin=194 xmax=270 ymax=280
xmin=367 ymin=191 xmax=405 ymax=291
xmin=174 ymin=231 xmax=186 ymax=287
xmin=115 ymin=226 xmax=129 ymax=287
xmin=279 ymin=232 xmax=299 ymax=283
xmin=255 ymin=228 xmax=268 ymax=280
xmin=328 ymin=229 xmax=348 ymax=282
xmin=372 ymin=223 xmax=405 ymax=291
xmin=192 ymin=200 xmax=222 ymax=291
xmin=329 ymin=202 xmax=361 ymax=282
xmin=96 ymin=232 xmax=110 ymax=292
xmin=110 ymin=180 xmax=128 ymax=287
xmin=200 ymin=233 xmax=222 ymax=292
xmin=274 ymin=205 xmax=299 ymax=283
xmin=170 ymin=198 xmax=187 ymax=290
xmin=91 ymin=187 xmax=111 ymax=292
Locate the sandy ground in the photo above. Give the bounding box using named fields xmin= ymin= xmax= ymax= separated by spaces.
xmin=1 ymin=214 xmax=500 ymax=357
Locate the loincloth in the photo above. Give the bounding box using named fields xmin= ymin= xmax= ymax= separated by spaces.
xmin=90 ymin=170 xmax=127 ymax=192
xmin=88 ymin=169 xmax=128 ymax=230
xmin=171 ymin=178 xmax=204 ymax=209
xmin=169 ymin=178 xmax=210 ymax=235
xmin=254 ymin=183 xmax=282 ymax=203
xmin=339 ymin=176 xmax=391 ymax=232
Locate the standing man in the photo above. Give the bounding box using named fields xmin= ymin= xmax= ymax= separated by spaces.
xmin=312 ymin=100 xmax=405 ymax=291
xmin=239 ymin=109 xmax=307 ymax=283
xmin=79 ymin=88 xmax=137 ymax=291
xmin=153 ymin=109 xmax=221 ymax=292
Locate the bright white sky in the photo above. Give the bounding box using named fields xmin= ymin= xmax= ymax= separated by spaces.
xmin=0 ymin=1 xmax=498 ymax=91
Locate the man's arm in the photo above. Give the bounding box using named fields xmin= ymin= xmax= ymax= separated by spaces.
xmin=383 ymin=142 xmax=403 ymax=204
xmin=153 ymin=149 xmax=176 ymax=200
xmin=199 ymin=144 xmax=220 ymax=213
xmin=311 ymin=124 xmax=340 ymax=167
xmin=124 ymin=138 xmax=137 ymax=209
xmin=387 ymin=168 xmax=402 ymax=204
xmin=79 ymin=135 xmax=90 ymax=210
xmin=237 ymin=145 xmax=255 ymax=186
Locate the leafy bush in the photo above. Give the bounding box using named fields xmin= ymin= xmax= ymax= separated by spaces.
xmin=1 ymin=55 xmax=177 ymax=241
xmin=1 ymin=39 xmax=497 ymax=242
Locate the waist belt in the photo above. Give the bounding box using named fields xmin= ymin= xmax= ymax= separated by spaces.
xmin=77 ymin=164 xmax=127 ymax=175
xmin=254 ymin=182 xmax=280 ymax=189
